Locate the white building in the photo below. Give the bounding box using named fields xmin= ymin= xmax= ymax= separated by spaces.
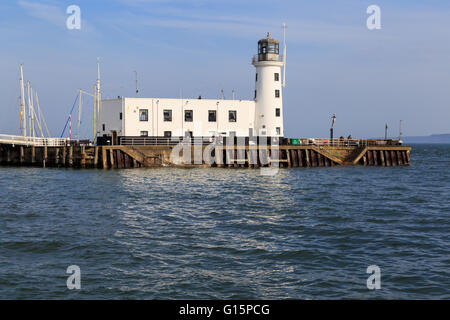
xmin=98 ymin=33 xmax=285 ymax=140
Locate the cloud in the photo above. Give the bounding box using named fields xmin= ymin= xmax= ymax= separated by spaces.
xmin=17 ymin=0 xmax=66 ymax=28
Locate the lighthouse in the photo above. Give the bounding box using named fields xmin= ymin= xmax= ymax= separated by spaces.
xmin=252 ymin=32 xmax=285 ymax=137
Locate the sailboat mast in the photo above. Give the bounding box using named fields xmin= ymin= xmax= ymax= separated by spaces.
xmin=93 ymin=84 xmax=97 ymax=141
xmin=27 ymin=81 xmax=32 ymax=138
xmin=77 ymin=89 xmax=82 ymax=142
xmin=19 ymin=65 xmax=26 ymax=136
xmin=282 ymin=23 xmax=287 ymax=88
xmin=96 ymin=57 xmax=101 ymax=141
xmin=30 ymin=86 xmax=36 ymax=138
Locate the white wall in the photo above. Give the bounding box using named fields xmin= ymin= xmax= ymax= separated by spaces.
xmin=98 ymin=99 xmax=123 ymax=136
xmin=253 ymin=61 xmax=284 ymax=136
xmin=104 ymin=97 xmax=256 ymax=137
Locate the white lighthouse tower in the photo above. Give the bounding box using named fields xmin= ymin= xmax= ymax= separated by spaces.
xmin=252 ymin=32 xmax=285 ymax=137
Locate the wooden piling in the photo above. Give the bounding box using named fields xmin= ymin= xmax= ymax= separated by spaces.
xmin=291 ymin=149 xmax=298 ymax=167
xmin=225 ymin=149 xmax=232 ymax=167
xmin=80 ymin=146 xmax=86 ymax=168
xmin=296 ymin=150 xmax=302 ymax=167
xmin=116 ymin=150 xmax=123 ymax=169
xmin=305 ymin=149 xmax=311 ymax=167
xmin=94 ymin=147 xmax=99 ymax=168
xmin=69 ymin=146 xmax=73 ymax=167
xmin=248 ymin=149 xmax=257 ymax=168
xmin=20 ymin=146 xmax=24 ymax=164
xmin=43 ymin=145 xmax=48 ymax=168
xmin=55 ymin=148 xmax=60 ymax=166
xmin=310 ymin=150 xmax=317 ymax=167
xmin=270 ymin=149 xmax=279 ymax=168
xmin=31 ymin=146 xmax=36 ymax=165
xmin=108 ymin=149 xmax=114 ymax=168
xmin=260 ymin=148 xmax=269 ymax=167
xmin=215 ymin=147 xmax=224 ymax=168
xmin=390 ymin=151 xmax=397 ymax=166
xmin=237 ymin=148 xmax=245 ymax=167
xmin=318 ymin=153 xmax=325 ymax=167
xmin=397 ymin=151 xmax=403 ymax=165
xmin=367 ymin=150 xmax=373 ymax=166
xmin=62 ymin=147 xmax=67 ymax=167
xmin=401 ymin=150 xmax=407 ymax=165
xmin=102 ymin=147 xmax=108 ymax=169
xmin=384 ymin=151 xmax=390 ymax=166
xmin=286 ymin=149 xmax=291 ymax=167
xmin=379 ymin=150 xmax=385 ymax=166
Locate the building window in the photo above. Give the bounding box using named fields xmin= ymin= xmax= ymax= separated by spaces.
xmin=208 ymin=110 xmax=216 ymax=122
xmin=256 ymin=73 xmax=258 ymax=82
xmin=276 ymin=108 xmax=280 ymax=117
xmin=140 ymin=131 xmax=148 ymax=137
xmin=275 ymin=90 xmax=280 ymax=98
xmin=229 ymin=110 xmax=237 ymax=122
xmin=274 ymin=73 xmax=279 ymax=81
xmin=276 ymin=127 xmax=281 ymax=135
xmin=164 ymin=131 xmax=172 ymax=138
xmin=102 ymin=124 xmax=105 ymax=131
xmin=119 ymin=112 xmax=122 ymax=120
xmin=185 ymin=110 xmax=193 ymax=122
xmin=139 ymin=109 xmax=148 ymax=121
xmin=164 ymin=109 xmax=172 ymax=122
xmin=254 ymin=90 xmax=257 ymax=99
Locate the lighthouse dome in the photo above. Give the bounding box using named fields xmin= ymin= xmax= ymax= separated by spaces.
xmin=257 ymin=32 xmax=280 ymax=62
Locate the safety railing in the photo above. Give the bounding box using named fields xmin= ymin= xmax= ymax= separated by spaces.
xmin=252 ymin=54 xmax=284 ymax=64
xmin=119 ymin=136 xmax=216 ymax=146
xmin=0 ymin=134 xmax=69 ymax=147
xmin=302 ymin=138 xmax=401 ymax=147
xmin=117 ymin=136 xmax=402 ymax=147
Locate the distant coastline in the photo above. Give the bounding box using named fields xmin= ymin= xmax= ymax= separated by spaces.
xmin=401 ymin=134 xmax=450 ymax=144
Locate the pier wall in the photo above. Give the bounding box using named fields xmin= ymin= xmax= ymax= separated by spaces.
xmin=0 ymin=143 xmax=411 ymax=169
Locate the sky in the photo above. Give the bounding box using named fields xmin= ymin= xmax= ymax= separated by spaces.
xmin=0 ymin=0 xmax=449 ymax=139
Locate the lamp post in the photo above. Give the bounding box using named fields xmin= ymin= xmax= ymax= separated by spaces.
xmin=330 ymin=113 xmax=336 ymax=144
xmin=134 ymin=71 xmax=139 ymax=97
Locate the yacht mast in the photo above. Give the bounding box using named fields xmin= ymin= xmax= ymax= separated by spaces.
xmin=19 ymin=65 xmax=26 ymax=136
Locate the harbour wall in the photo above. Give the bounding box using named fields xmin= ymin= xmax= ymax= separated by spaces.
xmin=0 ymin=143 xmax=411 ymax=169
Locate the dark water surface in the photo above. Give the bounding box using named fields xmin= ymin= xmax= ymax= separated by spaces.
xmin=0 ymin=144 xmax=449 ymax=299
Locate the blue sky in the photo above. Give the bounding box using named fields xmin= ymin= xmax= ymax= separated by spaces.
xmin=0 ymin=0 xmax=449 ymax=138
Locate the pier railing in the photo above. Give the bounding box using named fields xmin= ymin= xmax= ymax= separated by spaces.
xmin=119 ymin=136 xmax=214 ymax=146
xmin=305 ymin=138 xmax=402 ymax=147
xmin=118 ymin=136 xmax=402 ymax=147
xmin=0 ymin=134 xmax=69 ymax=147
